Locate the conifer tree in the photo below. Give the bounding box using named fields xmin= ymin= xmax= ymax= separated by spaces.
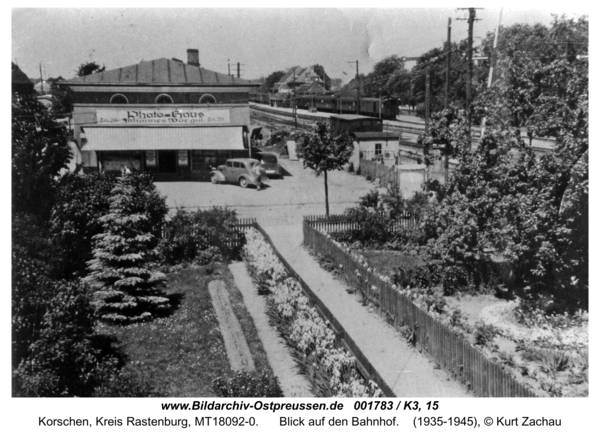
xmin=86 ymin=173 xmax=169 ymax=323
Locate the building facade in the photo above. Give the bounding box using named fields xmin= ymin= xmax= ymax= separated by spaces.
xmin=60 ymin=49 xmax=260 ymax=180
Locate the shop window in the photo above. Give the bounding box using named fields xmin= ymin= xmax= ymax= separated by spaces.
xmin=199 ymin=94 xmax=217 ymax=104
xmin=155 ymin=94 xmax=173 ymax=104
xmin=110 ymin=94 xmax=129 ymax=104
xmin=375 ymin=143 xmax=382 ymax=155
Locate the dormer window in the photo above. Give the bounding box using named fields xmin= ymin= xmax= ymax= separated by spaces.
xmin=110 ymin=94 xmax=128 ymax=104
xmin=155 ymin=94 xmax=173 ymax=104
xmin=199 ymin=94 xmax=216 ymax=104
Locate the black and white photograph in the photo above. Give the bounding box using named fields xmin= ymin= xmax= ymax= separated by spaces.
xmin=9 ymin=3 xmax=593 ymax=434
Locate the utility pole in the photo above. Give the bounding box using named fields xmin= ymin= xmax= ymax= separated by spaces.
xmin=228 ymin=59 xmax=231 ymax=76
xmin=425 ymin=67 xmax=431 ymax=131
xmin=481 ymin=8 xmax=503 ymax=138
xmin=237 ymin=62 xmax=240 ymax=78
xmin=39 ymin=63 xmax=44 ymax=94
xmin=466 ymin=8 xmax=475 ymax=149
xmin=293 ymin=68 xmax=297 ymax=129
xmin=355 ymin=60 xmax=360 ymax=114
xmin=445 ymin=17 xmax=452 ymax=183
xmin=458 ymin=8 xmax=479 ymax=149
xmin=445 ymin=18 xmax=452 ymax=110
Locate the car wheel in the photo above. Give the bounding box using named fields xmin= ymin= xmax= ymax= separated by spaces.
xmin=210 ymin=174 xmax=219 ymax=184
xmin=239 ymin=177 xmax=249 ymax=188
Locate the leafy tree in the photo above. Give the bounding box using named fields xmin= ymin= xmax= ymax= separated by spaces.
xmin=76 ymin=61 xmax=106 ymax=77
xmin=264 ymin=70 xmax=286 ymax=91
xmin=364 ymin=55 xmax=406 ymax=97
xmin=12 ymin=93 xmax=72 ymax=219
xmin=86 ymin=173 xmax=170 ymax=324
xmin=296 ymin=122 xmax=354 ymax=216
xmin=311 ymin=64 xmax=331 ymax=90
xmin=159 ymin=207 xmax=240 ymax=265
xmin=49 ymin=172 xmax=116 ymax=279
xmin=49 ymin=79 xmax=73 ymax=116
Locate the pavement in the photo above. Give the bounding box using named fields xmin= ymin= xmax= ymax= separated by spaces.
xmin=156 ymin=159 xmax=471 ymax=397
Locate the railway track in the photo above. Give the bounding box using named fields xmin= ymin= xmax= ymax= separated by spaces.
xmin=251 ymin=104 xmax=555 ymax=154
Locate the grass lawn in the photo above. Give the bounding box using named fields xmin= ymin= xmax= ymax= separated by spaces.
xmin=97 ymin=262 xmax=275 ymax=397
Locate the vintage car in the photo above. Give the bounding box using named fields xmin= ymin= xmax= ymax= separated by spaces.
xmin=258 ymin=152 xmax=283 ymax=178
xmin=209 ymin=158 xmax=268 ymax=188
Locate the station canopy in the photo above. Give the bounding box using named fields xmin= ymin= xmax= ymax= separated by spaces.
xmin=81 ymin=126 xmax=245 ymax=151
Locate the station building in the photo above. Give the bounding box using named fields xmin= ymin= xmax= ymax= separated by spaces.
xmin=59 ymin=49 xmax=260 ymax=180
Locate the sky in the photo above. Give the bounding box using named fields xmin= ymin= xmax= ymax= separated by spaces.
xmin=10 ymin=3 xmax=589 ymax=85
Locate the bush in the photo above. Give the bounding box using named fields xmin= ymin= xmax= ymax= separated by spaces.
xmin=159 ymin=207 xmax=240 ymax=265
xmin=474 ymin=322 xmax=499 ymax=347
xmin=212 ymin=371 xmax=283 ymax=397
xmin=12 ymin=279 xmax=120 ymax=397
xmin=86 ymin=174 xmax=170 ymax=324
xmin=49 ymin=172 xmax=116 ymax=279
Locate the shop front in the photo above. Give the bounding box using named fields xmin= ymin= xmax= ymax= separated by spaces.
xmin=80 ymin=106 xmax=250 ymax=180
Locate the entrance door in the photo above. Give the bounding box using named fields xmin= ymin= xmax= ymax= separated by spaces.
xmin=158 ymin=151 xmax=177 ymax=173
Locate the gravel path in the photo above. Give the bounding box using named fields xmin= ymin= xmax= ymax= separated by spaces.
xmin=228 ymin=263 xmax=313 ymax=397
xmin=208 ymin=280 xmax=255 ymax=372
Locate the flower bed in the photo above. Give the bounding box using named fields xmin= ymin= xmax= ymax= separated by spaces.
xmin=242 ymin=228 xmax=382 ymax=397
xmin=306 ymin=224 xmax=588 ymax=397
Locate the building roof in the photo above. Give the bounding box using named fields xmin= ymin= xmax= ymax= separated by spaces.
xmin=61 ymin=58 xmax=259 ymax=87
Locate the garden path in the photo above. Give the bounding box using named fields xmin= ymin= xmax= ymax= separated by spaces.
xmin=259 ymin=222 xmax=472 ymax=397
xmin=228 ymin=262 xmax=313 ymax=397
xmin=208 ymin=280 xmax=256 ymax=372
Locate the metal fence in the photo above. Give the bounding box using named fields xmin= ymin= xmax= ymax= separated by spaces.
xmin=303 ymin=219 xmax=538 ymax=397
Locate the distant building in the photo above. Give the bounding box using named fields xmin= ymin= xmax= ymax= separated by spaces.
xmin=59 ymin=49 xmax=260 ymax=180
xmin=274 ymin=66 xmax=324 ymax=94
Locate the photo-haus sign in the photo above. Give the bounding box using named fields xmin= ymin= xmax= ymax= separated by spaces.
xmin=96 ymin=108 xmax=231 ymax=125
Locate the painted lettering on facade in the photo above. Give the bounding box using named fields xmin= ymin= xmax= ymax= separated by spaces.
xmin=96 ymin=109 xmax=231 ymax=125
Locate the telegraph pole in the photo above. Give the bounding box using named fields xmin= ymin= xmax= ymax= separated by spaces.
xmin=355 ymin=60 xmax=360 ymax=114
xmin=293 ymin=68 xmax=297 ymax=129
xmin=425 ymin=67 xmax=431 ymax=131
xmin=228 ymin=59 xmax=231 ymax=76
xmin=466 ymin=8 xmax=475 ymax=148
xmin=444 ymin=17 xmax=452 ymax=183
xmin=445 ymin=18 xmax=452 ymax=110
xmin=237 ymin=62 xmax=240 ymax=78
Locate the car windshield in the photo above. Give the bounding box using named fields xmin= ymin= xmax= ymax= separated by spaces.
xmin=261 ymin=154 xmax=277 ymax=164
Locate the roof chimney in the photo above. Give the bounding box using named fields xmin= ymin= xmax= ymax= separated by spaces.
xmin=187 ymin=49 xmax=200 ymax=67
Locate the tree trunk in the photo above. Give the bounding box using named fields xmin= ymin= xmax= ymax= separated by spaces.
xmin=324 ymin=170 xmax=329 ymax=217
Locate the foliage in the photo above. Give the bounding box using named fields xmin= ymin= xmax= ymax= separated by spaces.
xmin=49 ymin=81 xmax=74 ymax=116
xmin=212 ymin=371 xmax=283 ymax=397
xmin=12 ymin=93 xmax=72 ymax=219
xmin=243 ymin=228 xmax=382 ymax=397
xmin=49 ymin=172 xmax=116 ymax=279
xmin=86 ymin=174 xmax=170 ymax=324
xmin=473 ymin=322 xmax=499 ymax=347
xmin=12 ymin=274 xmax=120 ymax=397
xmin=266 ymin=129 xmax=290 ymax=146
xmin=159 ymin=207 xmax=240 ymax=265
xmin=93 ymin=368 xmax=166 ymax=397
xmin=263 ymin=70 xmax=286 ymax=90
xmin=311 ymin=64 xmax=331 ymax=90
xmin=296 ymin=122 xmax=354 ymax=216
xmin=76 ymin=61 xmax=106 ymax=77
xmin=49 ymin=172 xmax=167 ymax=280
